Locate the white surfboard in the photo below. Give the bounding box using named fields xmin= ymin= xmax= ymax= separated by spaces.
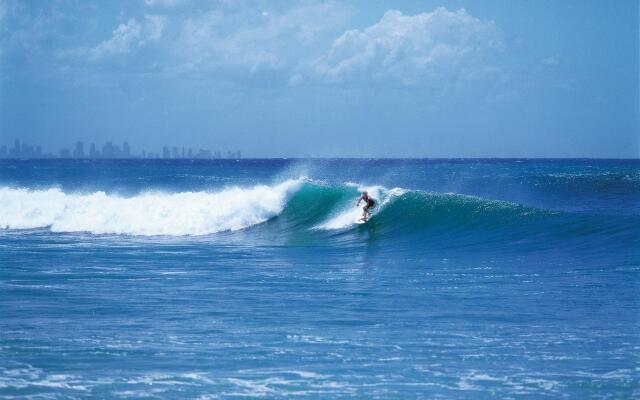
xmin=355 ymin=218 xmax=368 ymax=224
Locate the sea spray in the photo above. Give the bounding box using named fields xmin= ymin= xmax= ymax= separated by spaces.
xmin=316 ymin=184 xmax=407 ymax=230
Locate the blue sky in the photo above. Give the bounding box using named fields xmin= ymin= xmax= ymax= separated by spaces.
xmin=0 ymin=0 xmax=638 ymax=157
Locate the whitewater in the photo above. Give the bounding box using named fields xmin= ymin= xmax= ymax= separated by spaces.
xmin=0 ymin=179 xmax=412 ymax=235
xmin=1 ymin=159 xmax=638 ymax=399
xmin=0 ymin=180 xmax=303 ymax=235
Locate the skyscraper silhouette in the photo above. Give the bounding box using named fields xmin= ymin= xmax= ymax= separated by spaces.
xmin=73 ymin=141 xmax=85 ymax=158
xmin=123 ymin=142 xmax=131 ymax=158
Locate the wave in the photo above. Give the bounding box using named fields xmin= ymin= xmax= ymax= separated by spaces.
xmin=0 ymin=180 xmax=302 ymax=235
xmin=1 ymin=180 xmax=637 ymax=247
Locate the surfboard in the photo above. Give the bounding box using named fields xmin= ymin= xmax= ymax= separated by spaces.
xmin=355 ymin=218 xmax=368 ymax=224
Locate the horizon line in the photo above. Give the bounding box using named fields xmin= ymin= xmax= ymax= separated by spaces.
xmin=1 ymin=157 xmax=638 ymax=161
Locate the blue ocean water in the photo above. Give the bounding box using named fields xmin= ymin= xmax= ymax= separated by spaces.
xmin=0 ymin=159 xmax=638 ymax=399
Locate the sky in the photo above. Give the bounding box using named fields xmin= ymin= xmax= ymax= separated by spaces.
xmin=0 ymin=0 xmax=638 ymax=158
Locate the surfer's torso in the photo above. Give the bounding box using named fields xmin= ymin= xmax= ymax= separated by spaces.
xmin=363 ymin=195 xmax=375 ymax=208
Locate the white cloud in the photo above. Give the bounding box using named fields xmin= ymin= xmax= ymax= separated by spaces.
xmin=173 ymin=2 xmax=352 ymax=75
xmin=142 ymin=14 xmax=167 ymax=43
xmin=89 ymin=19 xmax=142 ymax=60
xmin=86 ymin=15 xmax=166 ymax=61
xmin=312 ymin=7 xmax=502 ymax=85
xmin=144 ymin=0 xmax=182 ymax=8
xmin=541 ymin=56 xmax=559 ymax=66
xmin=51 ymin=3 xmax=504 ymax=89
xmin=1 ymin=1 xmax=67 ymax=56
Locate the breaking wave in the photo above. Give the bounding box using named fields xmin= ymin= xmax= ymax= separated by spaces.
xmin=1 ymin=179 xmax=637 ymax=249
xmin=0 ymin=179 xmax=302 ymax=236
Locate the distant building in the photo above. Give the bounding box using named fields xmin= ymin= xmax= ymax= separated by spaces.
xmin=122 ymin=142 xmax=131 ymax=158
xmin=0 ymin=139 xmax=240 ymax=160
xmin=11 ymin=139 xmax=20 ymax=157
xmin=73 ymin=141 xmax=85 ymax=158
xmin=102 ymin=142 xmax=113 ymax=158
xmin=21 ymin=144 xmax=33 ymax=158
xmin=196 ymin=149 xmax=211 ymax=159
xmin=102 ymin=141 xmax=122 ymax=158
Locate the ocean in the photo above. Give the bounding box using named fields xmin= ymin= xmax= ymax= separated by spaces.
xmin=1 ymin=159 xmax=638 ymax=398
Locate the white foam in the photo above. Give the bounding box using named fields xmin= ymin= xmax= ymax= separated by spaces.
xmin=316 ymin=184 xmax=406 ymax=230
xmin=316 ymin=205 xmax=364 ymax=230
xmin=0 ymin=179 xmax=302 ymax=236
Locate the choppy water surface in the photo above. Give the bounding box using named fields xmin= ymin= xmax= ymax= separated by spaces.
xmin=1 ymin=159 xmax=638 ymax=398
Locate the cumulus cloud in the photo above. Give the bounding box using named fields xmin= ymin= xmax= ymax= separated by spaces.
xmin=1 ymin=1 xmax=68 ymax=57
xmin=172 ymin=2 xmax=352 ymax=75
xmin=86 ymin=15 xmax=166 ymax=61
xmin=50 ymin=3 xmax=505 ymax=89
xmin=142 ymin=15 xmax=167 ymax=43
xmin=89 ymin=19 xmax=142 ymax=60
xmin=312 ymin=7 xmax=502 ymax=85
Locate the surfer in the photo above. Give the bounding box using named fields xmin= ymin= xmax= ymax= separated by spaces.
xmin=357 ymin=191 xmax=376 ymax=221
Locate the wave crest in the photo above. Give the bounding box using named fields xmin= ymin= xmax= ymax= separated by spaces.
xmin=2 ymin=180 xmax=634 ymax=245
xmin=0 ymin=180 xmax=302 ymax=236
